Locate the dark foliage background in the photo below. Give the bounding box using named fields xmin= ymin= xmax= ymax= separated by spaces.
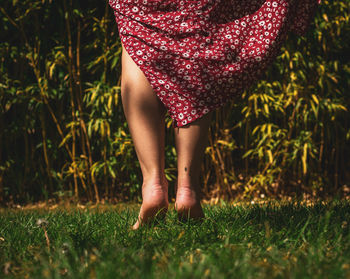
xmin=0 ymin=0 xmax=349 ymax=204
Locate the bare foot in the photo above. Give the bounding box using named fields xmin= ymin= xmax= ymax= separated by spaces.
xmin=175 ymin=184 xmax=204 ymax=221
xmin=132 ymin=180 xmax=169 ymax=230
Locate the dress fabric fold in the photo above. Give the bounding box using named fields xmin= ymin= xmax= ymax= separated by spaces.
xmin=109 ymin=0 xmax=319 ymax=127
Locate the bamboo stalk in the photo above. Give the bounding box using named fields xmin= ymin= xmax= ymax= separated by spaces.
xmin=103 ymin=137 xmax=108 ymax=199
xmin=335 ymin=124 xmax=339 ymax=190
xmin=76 ymin=39 xmax=100 ymax=203
xmin=103 ymin=1 xmax=109 ymax=84
xmin=276 ymin=95 xmax=298 ymax=183
xmin=0 ymin=111 xmax=3 ymax=203
xmin=244 ymin=119 xmax=249 ymax=176
xmin=103 ymin=1 xmax=110 ymax=198
xmin=319 ymin=114 xmax=324 ymax=172
xmin=23 ymin=118 xmax=30 ymax=185
xmin=64 ymin=0 xmax=99 ymax=202
xmin=40 ymin=110 xmax=53 ymax=194
xmin=75 ymin=20 xmax=91 ymax=198
xmin=63 ymin=0 xmax=80 ymax=200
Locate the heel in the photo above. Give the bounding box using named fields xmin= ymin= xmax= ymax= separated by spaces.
xmin=175 ymin=202 xmax=204 ymax=222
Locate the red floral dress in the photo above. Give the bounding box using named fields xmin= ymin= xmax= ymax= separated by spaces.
xmin=109 ymin=0 xmax=319 ymax=127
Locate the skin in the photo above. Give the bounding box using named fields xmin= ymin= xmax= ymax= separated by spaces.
xmin=120 ymin=44 xmax=212 ymax=229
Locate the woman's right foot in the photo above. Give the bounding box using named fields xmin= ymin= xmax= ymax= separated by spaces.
xmin=175 ymin=184 xmax=204 ymax=221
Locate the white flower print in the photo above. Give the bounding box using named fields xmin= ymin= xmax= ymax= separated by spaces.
xmin=109 ymin=0 xmax=319 ymax=127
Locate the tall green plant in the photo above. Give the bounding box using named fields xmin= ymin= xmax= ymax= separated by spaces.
xmin=204 ymin=0 xmax=349 ymax=200
xmin=0 ymin=0 xmax=349 ymax=203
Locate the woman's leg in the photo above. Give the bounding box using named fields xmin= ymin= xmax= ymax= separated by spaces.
xmin=120 ymin=45 xmax=168 ymax=230
xmin=174 ymin=112 xmax=212 ymax=220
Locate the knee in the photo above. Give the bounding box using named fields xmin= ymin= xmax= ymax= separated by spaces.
xmin=120 ymin=78 xmax=132 ymax=98
xmin=121 ymin=78 xmax=166 ymax=115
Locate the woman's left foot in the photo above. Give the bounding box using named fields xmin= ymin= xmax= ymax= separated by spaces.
xmin=132 ymin=181 xmax=168 ymax=230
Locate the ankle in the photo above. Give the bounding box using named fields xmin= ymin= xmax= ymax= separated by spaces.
xmin=142 ymin=174 xmax=168 ymax=187
xmin=176 ymin=178 xmax=199 ymax=192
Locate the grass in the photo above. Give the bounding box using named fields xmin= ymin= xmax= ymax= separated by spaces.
xmin=0 ymin=200 xmax=350 ymax=278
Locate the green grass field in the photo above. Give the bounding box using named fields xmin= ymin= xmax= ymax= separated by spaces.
xmin=1 ymin=201 xmax=350 ymax=278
